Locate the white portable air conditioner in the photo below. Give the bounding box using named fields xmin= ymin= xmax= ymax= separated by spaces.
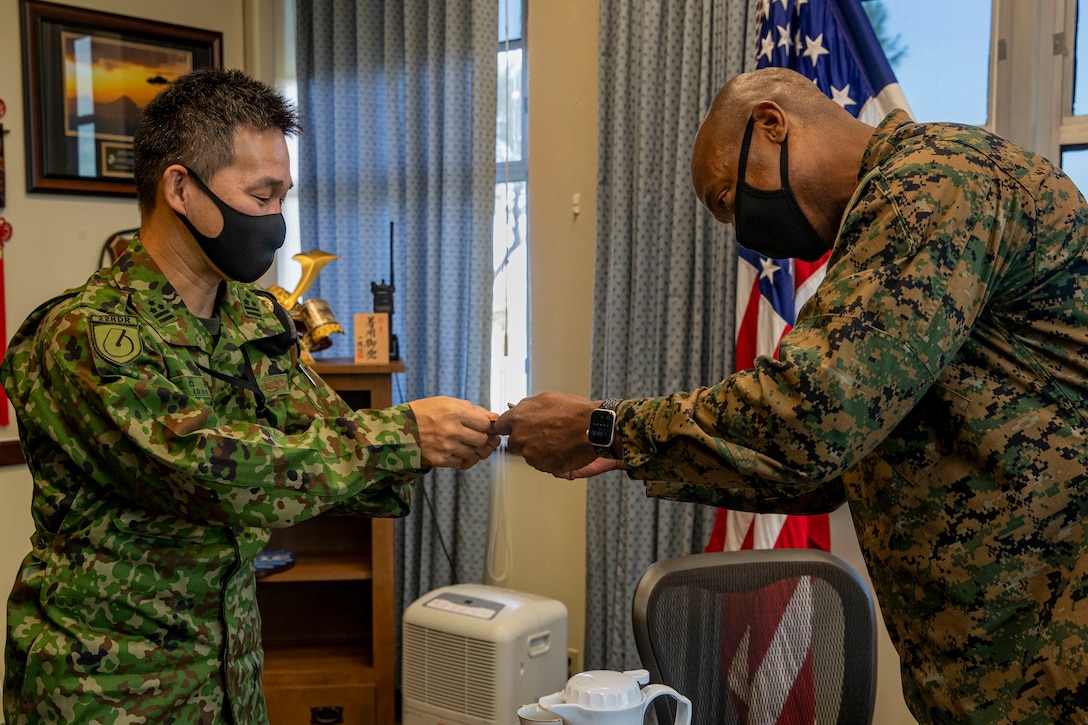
xmin=402 ymin=583 xmax=568 ymax=725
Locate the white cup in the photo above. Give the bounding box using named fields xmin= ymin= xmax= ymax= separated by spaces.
xmin=517 ymin=703 xmax=563 ymax=723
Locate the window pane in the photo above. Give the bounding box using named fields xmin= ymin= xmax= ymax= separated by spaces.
xmin=497 ymin=49 xmax=525 ymax=163
xmin=875 ymin=0 xmax=991 ymax=125
xmin=492 ymin=181 xmax=529 ymax=407
xmin=499 ymin=0 xmax=522 ymax=43
xmin=1061 ymin=147 xmax=1088 ymax=197
xmin=1076 ymin=0 xmax=1088 ymax=115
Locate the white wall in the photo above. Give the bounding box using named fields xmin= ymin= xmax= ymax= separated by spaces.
xmin=480 ymin=0 xmax=598 ymax=678
xmin=0 ymin=0 xmax=249 ymax=703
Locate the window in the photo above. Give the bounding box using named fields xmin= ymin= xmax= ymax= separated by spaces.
xmin=876 ymin=1 xmax=1088 ymax=196
xmin=1061 ymin=0 xmax=1088 ymax=191
xmin=492 ymin=0 xmax=529 ymax=409
xmin=977 ymin=0 xmax=1088 ymax=193
xmin=871 ymin=0 xmax=992 ymax=126
xmin=274 ymin=0 xmax=303 ymax=297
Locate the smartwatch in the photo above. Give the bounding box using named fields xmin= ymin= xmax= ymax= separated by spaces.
xmin=587 ymin=398 xmax=623 ymax=459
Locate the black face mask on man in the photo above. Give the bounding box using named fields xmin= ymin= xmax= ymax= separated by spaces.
xmin=733 ymin=116 xmax=828 ymax=262
xmin=175 ymin=168 xmax=286 ymax=283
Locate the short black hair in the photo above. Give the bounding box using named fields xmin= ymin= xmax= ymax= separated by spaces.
xmin=132 ymin=67 xmax=301 ymax=215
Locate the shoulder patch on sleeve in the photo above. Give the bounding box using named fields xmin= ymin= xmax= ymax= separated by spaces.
xmin=89 ymin=314 xmax=142 ymax=365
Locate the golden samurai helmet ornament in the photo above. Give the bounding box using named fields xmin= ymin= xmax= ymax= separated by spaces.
xmin=267 ymin=250 xmax=344 ymax=365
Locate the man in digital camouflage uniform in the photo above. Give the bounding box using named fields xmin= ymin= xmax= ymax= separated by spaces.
xmin=1 ymin=68 xmax=499 ymax=724
xmin=498 ymin=67 xmax=1088 ymax=722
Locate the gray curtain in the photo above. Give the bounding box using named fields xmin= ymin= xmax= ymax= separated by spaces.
xmin=294 ymin=0 xmax=498 ymax=632
xmin=586 ymin=0 xmax=756 ymax=671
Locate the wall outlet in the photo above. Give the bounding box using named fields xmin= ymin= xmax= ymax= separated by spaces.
xmin=568 ymin=647 xmax=584 ymax=677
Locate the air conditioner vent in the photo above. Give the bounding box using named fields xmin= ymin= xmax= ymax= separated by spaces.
xmin=403 ymin=623 xmax=500 ymax=719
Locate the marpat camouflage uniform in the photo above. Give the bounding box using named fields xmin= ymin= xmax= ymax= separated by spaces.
xmin=615 ymin=110 xmax=1088 ymax=722
xmin=1 ymin=238 xmax=424 ymax=724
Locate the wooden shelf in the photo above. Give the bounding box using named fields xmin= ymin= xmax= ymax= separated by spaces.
xmin=309 ymin=358 xmax=404 ymax=410
xmin=263 ymin=644 xmax=375 ymax=684
xmin=262 ymin=644 xmax=379 ymax=725
xmin=310 ymin=358 xmax=406 ymax=376
xmin=258 ymin=364 xmax=399 ymax=725
xmin=259 ymin=553 xmax=373 ymax=583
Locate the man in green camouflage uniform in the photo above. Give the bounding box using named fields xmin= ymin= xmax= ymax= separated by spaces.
xmin=498 ymin=67 xmax=1088 ymax=722
xmin=2 ymin=69 xmax=499 ymax=724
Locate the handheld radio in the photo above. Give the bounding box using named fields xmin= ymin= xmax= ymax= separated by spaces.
xmin=370 ymin=222 xmax=400 ymax=361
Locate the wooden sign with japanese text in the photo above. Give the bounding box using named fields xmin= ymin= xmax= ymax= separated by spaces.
xmin=354 ymin=313 xmax=390 ymax=364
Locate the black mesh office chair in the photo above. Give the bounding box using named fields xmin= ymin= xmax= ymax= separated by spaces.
xmin=632 ymin=549 xmax=877 ymax=725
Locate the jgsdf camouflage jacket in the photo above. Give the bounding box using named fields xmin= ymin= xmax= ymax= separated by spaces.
xmin=615 ymin=110 xmax=1088 ymax=722
xmin=1 ymin=239 xmax=425 ymax=724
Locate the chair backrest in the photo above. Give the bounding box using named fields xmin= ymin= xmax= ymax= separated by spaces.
xmin=632 ymin=549 xmax=876 ymax=725
xmin=99 ymin=227 xmax=140 ymax=268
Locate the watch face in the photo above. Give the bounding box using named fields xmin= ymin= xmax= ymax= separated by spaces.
xmin=587 ymin=408 xmax=617 ymax=446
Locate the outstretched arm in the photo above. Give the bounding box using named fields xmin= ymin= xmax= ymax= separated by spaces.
xmin=410 ymin=396 xmax=501 ymax=469
xmin=495 ymin=391 xmax=600 ymax=475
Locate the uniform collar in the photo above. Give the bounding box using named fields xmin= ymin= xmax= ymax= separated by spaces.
xmin=858 ymin=109 xmax=915 ymax=181
xmin=106 ymin=235 xmax=288 ymax=350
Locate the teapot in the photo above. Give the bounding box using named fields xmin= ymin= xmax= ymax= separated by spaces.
xmin=534 ymin=669 xmax=691 ymax=725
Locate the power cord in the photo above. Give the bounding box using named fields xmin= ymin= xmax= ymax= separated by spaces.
xmin=395 ymin=371 xmax=458 ymax=581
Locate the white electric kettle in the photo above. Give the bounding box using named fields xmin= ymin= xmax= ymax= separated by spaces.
xmin=530 ymin=669 xmax=692 ymax=725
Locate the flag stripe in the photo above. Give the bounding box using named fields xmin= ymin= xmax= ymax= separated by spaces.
xmin=708 ymin=0 xmax=907 ymax=558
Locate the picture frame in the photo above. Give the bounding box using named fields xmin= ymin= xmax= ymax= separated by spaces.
xmin=20 ymin=0 xmax=222 ymax=196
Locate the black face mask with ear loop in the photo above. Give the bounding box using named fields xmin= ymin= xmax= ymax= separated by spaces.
xmin=733 ymin=116 xmax=829 ymax=262
xmin=175 ymin=168 xmax=287 ymax=282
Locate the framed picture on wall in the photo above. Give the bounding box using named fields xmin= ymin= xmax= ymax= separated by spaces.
xmin=20 ymin=0 xmax=222 ymax=196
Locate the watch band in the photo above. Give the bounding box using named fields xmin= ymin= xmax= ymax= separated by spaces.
xmin=589 ymin=398 xmax=623 ymax=459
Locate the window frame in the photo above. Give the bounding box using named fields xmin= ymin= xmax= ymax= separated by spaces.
xmin=497 ymin=2 xmax=529 ymax=185
xmin=990 ymin=0 xmax=1083 ymax=163
xmin=491 ymin=0 xmax=530 ymax=407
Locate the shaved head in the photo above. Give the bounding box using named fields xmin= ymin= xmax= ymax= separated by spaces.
xmin=700 ymin=67 xmax=848 ymax=146
xmin=689 ymin=67 xmax=876 ymax=247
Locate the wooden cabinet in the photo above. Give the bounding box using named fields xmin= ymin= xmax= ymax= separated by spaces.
xmin=259 ymin=359 xmax=405 ymax=725
xmin=307 ymin=359 xmax=405 ymax=412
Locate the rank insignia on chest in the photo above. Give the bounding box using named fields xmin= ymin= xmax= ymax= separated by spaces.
xmin=89 ymin=314 xmax=142 ymax=365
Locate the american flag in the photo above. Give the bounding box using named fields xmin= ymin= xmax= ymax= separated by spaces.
xmin=706 ymin=2 xmax=907 ymax=721
xmin=706 ymin=0 xmax=909 ymax=556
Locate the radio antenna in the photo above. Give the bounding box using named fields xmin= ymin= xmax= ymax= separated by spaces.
xmin=370 ymin=221 xmax=400 ymax=361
